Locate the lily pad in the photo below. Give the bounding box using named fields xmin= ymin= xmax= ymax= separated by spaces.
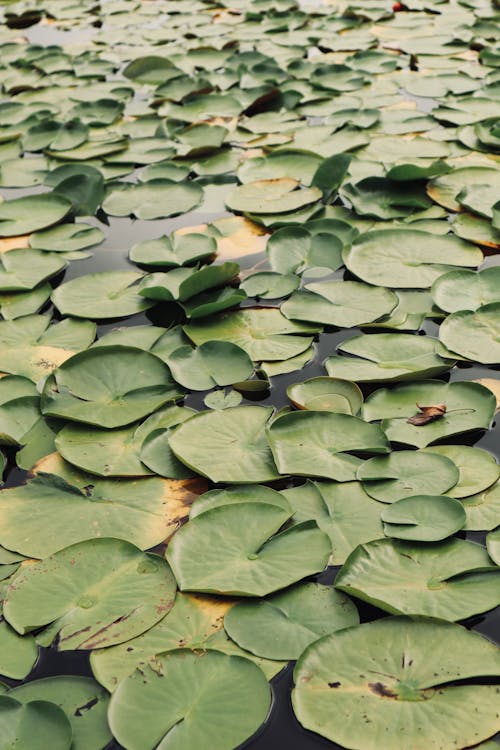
xmin=267 ymin=411 xmax=389 ymax=481
xmin=431 ymin=268 xmax=500 ymax=313
xmin=427 ymin=167 xmax=500 ymax=211
xmin=439 ymin=303 xmax=500 ymax=364
xmin=41 ymin=346 xmax=183 ymax=428
xmin=0 ymin=696 xmax=72 ymax=750
xmin=381 ymin=495 xmax=466 ymax=542
xmin=3 ymin=538 xmax=177 ymax=650
xmin=0 ymin=248 xmax=66 ymax=292
xmin=266 ymin=225 xmax=344 ymax=275
xmin=287 ymin=377 xmax=363 ymax=414
xmin=8 ymin=676 xmax=111 ymax=750
xmin=226 ymin=178 xmax=322 ymax=215
xmin=129 ymin=233 xmax=216 ymax=268
xmin=335 ymin=537 xmax=500 ymax=620
xmin=169 ymin=406 xmax=280 ymax=483
xmin=0 ymin=194 xmax=72 ymax=237
xmin=166 ymin=502 xmax=330 ymax=596
xmin=487 ymin=529 xmax=500 ymax=566
xmin=102 ymin=179 xmax=203 ymax=219
xmin=282 ymin=281 xmax=397 ymax=328
xmin=240 ymin=272 xmax=299 ymax=300
xmin=0 ymin=284 xmax=51 ymax=321
xmin=91 ymin=592 xmax=283 ymax=693
xmin=224 ymin=583 xmax=358 ymax=661
xmin=0 ymin=620 xmax=37 ymax=679
xmin=30 ymin=223 xmax=105 ymax=253
xmin=138 ymin=263 xmax=239 ymax=303
xmin=362 ymin=380 xmax=496 ymax=448
xmin=108 ymin=650 xmax=271 ymax=750
xmin=293 ymin=617 xmax=500 ymax=750
xmin=422 ymin=445 xmax=500 ymax=499
xmin=184 ymin=308 xmax=318 ymax=362
xmin=190 ymin=485 xmax=289 ymax=519
xmin=343 ymin=230 xmax=483 ymax=288
xmin=357 ymin=451 xmax=459 ymax=503
xmin=51 ymin=271 xmax=154 ymax=320
xmin=325 ymin=333 xmax=455 ymax=383
xmin=462 ymin=481 xmax=500 ymax=532
xmin=167 ymin=341 xmax=253 ymax=391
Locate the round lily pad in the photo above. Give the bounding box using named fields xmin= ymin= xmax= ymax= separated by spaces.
xmin=129 ymin=233 xmax=215 ymax=268
xmin=226 ymin=178 xmax=322 ymax=214
xmin=356 ymin=451 xmax=459 ymax=503
xmin=293 ymin=617 xmax=500 ymax=750
xmin=462 ymin=481 xmax=500 ymax=532
xmin=41 ymin=346 xmax=183 ymax=428
xmin=0 ymin=696 xmax=72 ymax=750
xmin=51 ymin=271 xmax=154 ymax=320
xmin=343 ymin=230 xmax=482 ymax=288
xmin=0 ymin=193 xmax=72 ymax=237
xmin=381 ymin=495 xmax=466 ymax=541
xmin=427 ymin=166 xmax=500 ymax=211
xmin=30 ymin=223 xmax=105 ymax=253
xmin=0 ymin=248 xmax=66 ymax=292
xmin=422 ymin=445 xmax=500 ymax=499
xmin=166 ymin=503 xmax=330 ymax=597
xmin=91 ymin=592 xmax=283 ymax=693
xmin=240 ymin=271 xmax=299 ymax=299
xmin=362 ymin=380 xmax=496 ymax=448
xmin=3 ymin=538 xmax=177 ymax=650
xmin=487 ymin=528 xmax=500 ymax=566
xmin=431 ymin=268 xmax=500 ymax=313
xmin=0 ymin=620 xmax=37 ymax=679
xmin=287 ymin=377 xmax=363 ymax=414
xmin=108 ymin=649 xmax=271 ymax=750
xmin=224 ymin=583 xmax=358 ymax=660
xmin=169 ymin=406 xmax=280 ymax=483
xmin=102 ymin=179 xmax=203 ymax=219
xmin=266 ymin=411 xmax=389 ymax=481
xmin=335 ymin=537 xmax=500 ymax=620
xmin=439 ymin=302 xmax=500 ymax=364
xmin=190 ymin=484 xmax=289 ymax=519
xmin=8 ymin=676 xmax=111 ymax=750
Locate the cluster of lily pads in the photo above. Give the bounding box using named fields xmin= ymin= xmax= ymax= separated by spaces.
xmin=0 ymin=0 xmax=499 ymax=748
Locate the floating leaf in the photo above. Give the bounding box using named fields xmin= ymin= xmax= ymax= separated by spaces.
xmin=108 ymin=650 xmax=271 ymax=750
xmin=431 ymin=268 xmax=500 ymax=313
xmin=0 ymin=248 xmax=65 ymax=292
xmin=102 ymin=179 xmax=203 ymax=219
xmin=287 ymin=377 xmax=363 ymax=414
xmin=266 ymin=411 xmax=389 ymax=481
xmin=439 ymin=303 xmax=500 ymax=364
xmin=4 ymin=538 xmax=176 ymax=650
xmin=0 ymin=696 xmax=72 ymax=750
xmin=30 ymin=223 xmax=104 ymax=253
xmin=169 ymin=406 xmax=279 ymax=483
xmin=166 ymin=502 xmax=330 ymax=596
xmin=41 ymin=346 xmax=183 ymax=428
xmin=293 ymin=617 xmax=500 ymax=750
xmin=138 ymin=262 xmax=239 ymax=303
xmin=0 ymin=194 xmax=72 ymax=237
xmin=381 ymin=495 xmax=466 ymax=542
xmin=0 ymin=621 xmax=37 ymax=679
xmin=422 ymin=445 xmax=500 ymax=500
xmin=335 ymin=537 xmax=500 ymax=620
xmin=487 ymin=528 xmax=500 ymax=566
xmin=226 ymin=178 xmax=322 ymax=214
xmin=407 ymin=403 xmax=447 ymax=426
xmin=167 ymin=341 xmax=253 ymax=391
xmin=129 ymin=233 xmax=215 ymax=268
xmin=52 ymin=271 xmax=153 ymax=320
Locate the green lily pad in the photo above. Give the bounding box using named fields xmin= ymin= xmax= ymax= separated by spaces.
xmin=0 ymin=156 xmax=48 ymax=187
xmin=91 ymin=592 xmax=283 ymax=693
xmin=452 ymin=212 xmax=500 ymax=250
xmin=166 ymin=502 xmax=330 ymax=596
xmin=30 ymin=223 xmax=105 ymax=253
xmin=266 ymin=411 xmax=389 ymax=481
xmin=0 ymin=620 xmax=37 ymax=679
xmin=487 ymin=528 xmax=500 ymax=566
xmin=224 ymin=583 xmax=358 ymax=661
xmin=0 ymin=249 xmax=65 ymax=292
xmin=357 ymin=451 xmax=459 ymax=503
xmin=237 ymin=150 xmax=323 ymax=186
xmin=8 ymin=676 xmax=111 ymax=750
xmin=169 ymin=406 xmax=279 ymax=483
xmin=282 ymin=281 xmax=397 ymax=327
xmin=41 ymin=346 xmax=183 ymax=428
xmin=108 ymin=649 xmax=271 ymax=750
xmin=344 ymin=230 xmax=483 ymax=288
xmin=325 ymin=333 xmax=455 ymax=383
xmin=431 ymin=268 xmax=500 ymax=313
xmin=184 ymin=308 xmax=318 ymax=362
xmin=0 ymin=284 xmax=51 ymax=320
xmin=55 ymin=404 xmax=197 ymax=478
xmin=138 ymin=262 xmax=239 ymax=303
xmin=266 ymin=225 xmax=344 ymax=275
xmin=167 ymin=341 xmax=253 ymax=391
xmin=0 ymin=696 xmax=72 ymax=750
xmin=381 ymin=495 xmax=466 ymax=542
xmin=3 ymin=538 xmax=176 ymax=650
xmin=462 ymin=481 xmax=500 ymax=532
xmin=427 ymin=167 xmax=500 ymax=211
xmin=190 ymin=484 xmax=289 ymax=519
xmin=0 ymin=454 xmax=205 ymax=557
xmin=129 ymin=233 xmax=216 ymax=268
xmin=0 ymin=194 xmax=72 ymax=237
xmin=362 ymin=380 xmax=496 ymax=448
xmin=341 ymin=177 xmax=432 ymax=220
xmin=240 ymin=271 xmax=299 ymax=299
xmin=439 ymin=303 xmax=500 ymax=364
xmin=287 ymin=377 xmax=363 ymax=414
xmin=0 ymin=315 xmax=95 ymax=381
xmin=102 ymin=179 xmax=203 ymax=219
xmin=226 ymin=178 xmax=322 ymax=214
xmin=51 ymin=271 xmax=154 ymax=320
xmin=293 ymin=617 xmax=500 ymax=750
xmin=422 ymin=445 xmax=500 ymax=499
xmin=335 ymin=537 xmax=500 ymax=620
